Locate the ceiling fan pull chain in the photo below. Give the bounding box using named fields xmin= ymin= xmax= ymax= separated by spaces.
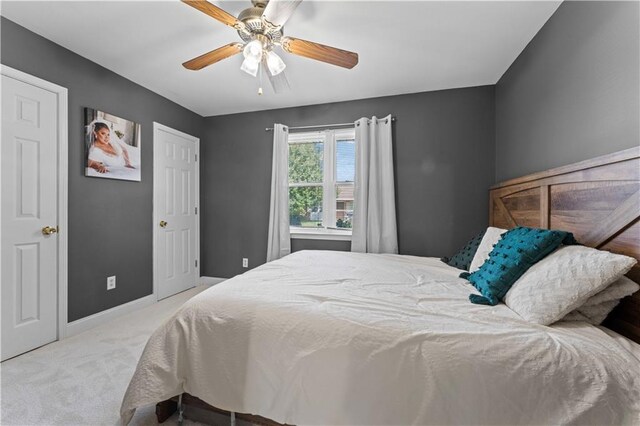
xmin=258 ymin=61 xmax=264 ymax=96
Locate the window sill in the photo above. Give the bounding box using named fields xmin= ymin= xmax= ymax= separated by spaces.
xmin=290 ymin=228 xmax=352 ymax=241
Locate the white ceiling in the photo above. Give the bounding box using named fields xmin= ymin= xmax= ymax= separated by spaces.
xmin=1 ymin=1 xmax=561 ymax=117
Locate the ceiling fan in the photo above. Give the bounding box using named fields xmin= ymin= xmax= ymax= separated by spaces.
xmin=181 ymin=0 xmax=359 ymax=94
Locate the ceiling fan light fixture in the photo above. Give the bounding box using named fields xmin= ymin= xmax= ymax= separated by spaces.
xmin=181 ymin=0 xmax=359 ymax=93
xmin=241 ymin=56 xmax=260 ymax=77
xmin=243 ymin=39 xmax=263 ymax=61
xmin=266 ymin=51 xmax=286 ymax=76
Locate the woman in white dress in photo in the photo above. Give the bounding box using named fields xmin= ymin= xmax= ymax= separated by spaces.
xmin=87 ymin=120 xmax=135 ymax=173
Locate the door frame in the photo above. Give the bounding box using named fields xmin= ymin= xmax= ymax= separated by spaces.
xmin=0 ymin=65 xmax=69 ymax=340
xmin=152 ymin=122 xmax=200 ymax=301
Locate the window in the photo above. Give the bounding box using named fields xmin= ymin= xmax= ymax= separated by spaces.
xmin=288 ymin=128 xmax=355 ymax=239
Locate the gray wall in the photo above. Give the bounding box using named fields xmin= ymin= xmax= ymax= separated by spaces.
xmin=202 ymin=86 xmax=495 ymax=278
xmin=1 ymin=18 xmax=204 ymax=321
xmin=12 ymin=0 xmax=630 ymax=311
xmin=291 ymin=239 xmax=352 ymax=253
xmin=495 ymin=1 xmax=640 ymax=182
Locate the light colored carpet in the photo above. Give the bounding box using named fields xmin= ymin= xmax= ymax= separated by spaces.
xmin=1 ymin=286 xmax=211 ymax=426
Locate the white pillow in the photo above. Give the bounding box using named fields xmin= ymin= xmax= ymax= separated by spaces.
xmin=503 ymin=245 xmax=637 ymax=326
xmin=562 ymin=310 xmax=590 ymax=322
xmin=562 ymin=276 xmax=639 ymax=325
xmin=468 ymin=227 xmax=507 ymax=272
xmin=563 ymin=300 xmax=620 ymax=325
xmin=579 ymin=275 xmax=639 ymax=306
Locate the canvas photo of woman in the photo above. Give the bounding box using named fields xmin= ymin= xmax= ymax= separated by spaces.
xmin=84 ymin=108 xmax=141 ymax=181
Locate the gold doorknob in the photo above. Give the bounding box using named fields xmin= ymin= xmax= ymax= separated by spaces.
xmin=159 ymin=221 xmax=168 ymax=228
xmin=42 ymin=226 xmax=58 ymax=236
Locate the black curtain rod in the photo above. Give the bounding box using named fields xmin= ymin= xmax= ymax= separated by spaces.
xmin=265 ymin=116 xmax=396 ymax=132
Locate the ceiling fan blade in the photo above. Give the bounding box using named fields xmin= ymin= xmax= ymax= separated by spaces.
xmin=183 ymin=43 xmax=243 ymax=70
xmin=262 ymin=0 xmax=302 ymax=28
xmin=182 ymin=0 xmax=242 ymax=29
xmin=262 ymin=58 xmax=291 ymax=94
xmin=281 ymin=36 xmax=358 ymax=69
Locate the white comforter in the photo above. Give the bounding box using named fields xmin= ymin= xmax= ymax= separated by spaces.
xmin=121 ymin=251 xmax=640 ymax=425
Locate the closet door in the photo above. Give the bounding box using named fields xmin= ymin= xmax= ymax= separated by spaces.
xmin=1 ymin=75 xmax=59 ymax=361
xmin=153 ymin=123 xmax=200 ymax=300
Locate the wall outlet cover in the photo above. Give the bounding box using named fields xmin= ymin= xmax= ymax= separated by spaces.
xmin=242 ymin=258 xmax=248 ymax=268
xmin=107 ymin=275 xmax=116 ymax=290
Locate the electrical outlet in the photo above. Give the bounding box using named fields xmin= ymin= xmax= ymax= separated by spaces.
xmin=242 ymin=258 xmax=248 ymax=268
xmin=107 ymin=276 xmax=116 ymax=290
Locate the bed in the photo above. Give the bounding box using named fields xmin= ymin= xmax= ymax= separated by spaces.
xmin=121 ymin=147 xmax=640 ymax=425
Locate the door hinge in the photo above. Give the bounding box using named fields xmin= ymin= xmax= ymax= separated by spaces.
xmin=195 ymin=259 xmax=198 ymax=267
xmin=195 ymin=206 xmax=198 ymax=214
xmin=195 ymin=154 xmax=198 ymax=161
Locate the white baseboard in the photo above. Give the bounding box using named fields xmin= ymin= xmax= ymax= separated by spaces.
xmin=65 ymin=294 xmax=156 ymax=338
xmin=200 ymin=276 xmax=227 ymax=286
xmin=65 ymin=278 xmax=225 ymax=338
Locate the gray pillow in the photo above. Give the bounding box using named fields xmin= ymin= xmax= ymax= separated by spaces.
xmin=441 ymin=230 xmax=486 ymax=271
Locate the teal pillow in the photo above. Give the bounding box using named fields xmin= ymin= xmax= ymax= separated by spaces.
xmin=441 ymin=230 xmax=486 ymax=271
xmin=460 ymin=227 xmax=577 ymax=305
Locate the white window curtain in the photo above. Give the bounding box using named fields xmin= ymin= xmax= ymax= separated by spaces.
xmin=351 ymin=115 xmax=398 ymax=254
xmin=266 ymin=124 xmax=291 ymax=262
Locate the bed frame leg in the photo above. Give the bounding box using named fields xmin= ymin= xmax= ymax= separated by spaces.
xmin=155 ymin=398 xmax=177 ymax=423
xmin=230 ymin=411 xmax=236 ymax=426
xmin=177 ymin=394 xmax=184 ymax=425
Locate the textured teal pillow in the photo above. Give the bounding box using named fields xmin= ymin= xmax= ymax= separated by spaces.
xmin=460 ymin=227 xmax=577 ymax=305
xmin=441 ymin=230 xmax=486 ymax=271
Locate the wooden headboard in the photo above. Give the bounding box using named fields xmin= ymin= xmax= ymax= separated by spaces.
xmin=490 ymin=147 xmax=640 ymax=343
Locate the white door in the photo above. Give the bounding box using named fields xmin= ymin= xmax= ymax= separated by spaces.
xmin=153 ymin=123 xmax=199 ymax=300
xmin=1 ymin=75 xmax=59 ymax=361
